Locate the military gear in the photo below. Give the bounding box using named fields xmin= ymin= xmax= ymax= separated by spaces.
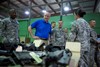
xmin=70 ymin=18 xmax=91 ymax=67
xmin=52 ymin=28 xmax=67 ymax=49
xmin=1 ymin=17 xmax=19 ymax=44
xmin=90 ymin=28 xmax=97 ymax=67
xmin=95 ymin=47 xmax=100 ymax=67
xmin=0 ymin=20 xmax=3 ymax=42
xmin=49 ymin=28 xmax=56 ymax=44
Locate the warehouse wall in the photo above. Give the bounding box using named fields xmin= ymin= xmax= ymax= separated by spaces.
xmin=18 ymin=13 xmax=100 ymax=42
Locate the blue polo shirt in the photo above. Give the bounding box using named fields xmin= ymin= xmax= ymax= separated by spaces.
xmin=31 ymin=19 xmax=51 ymax=39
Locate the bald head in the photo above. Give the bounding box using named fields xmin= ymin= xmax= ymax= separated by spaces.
xmin=44 ymin=12 xmax=51 ymax=22
xmin=44 ymin=12 xmax=51 ymax=16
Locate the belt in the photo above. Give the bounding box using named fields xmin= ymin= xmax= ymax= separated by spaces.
xmin=40 ymin=38 xmax=48 ymax=40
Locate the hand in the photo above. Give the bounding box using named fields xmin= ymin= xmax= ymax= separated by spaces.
xmin=97 ymin=41 xmax=100 ymax=44
xmin=32 ymin=36 xmax=40 ymax=39
xmin=98 ymin=41 xmax=100 ymax=44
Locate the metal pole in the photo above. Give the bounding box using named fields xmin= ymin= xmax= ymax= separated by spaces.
xmin=29 ymin=0 xmax=32 ymax=21
xmin=27 ymin=0 xmax=32 ymax=37
xmin=60 ymin=0 xmax=63 ymax=21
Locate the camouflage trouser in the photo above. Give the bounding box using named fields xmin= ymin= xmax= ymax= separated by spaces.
xmin=89 ymin=46 xmax=95 ymax=67
xmin=95 ymin=48 xmax=100 ymax=67
xmin=78 ymin=50 xmax=90 ymax=67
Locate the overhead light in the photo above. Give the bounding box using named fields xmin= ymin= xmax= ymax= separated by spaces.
xmin=42 ymin=10 xmax=47 ymax=13
xmin=25 ymin=11 xmax=30 ymax=15
xmin=64 ymin=7 xmax=70 ymax=11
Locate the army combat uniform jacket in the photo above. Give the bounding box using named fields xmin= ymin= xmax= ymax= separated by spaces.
xmin=1 ymin=17 xmax=19 ymax=44
xmin=70 ymin=18 xmax=91 ymax=67
xmin=53 ymin=28 xmax=67 ymax=49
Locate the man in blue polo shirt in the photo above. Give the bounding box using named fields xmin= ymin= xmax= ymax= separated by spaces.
xmin=28 ymin=12 xmax=51 ymax=46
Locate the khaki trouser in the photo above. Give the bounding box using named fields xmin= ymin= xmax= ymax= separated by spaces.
xmin=33 ymin=39 xmax=48 ymax=47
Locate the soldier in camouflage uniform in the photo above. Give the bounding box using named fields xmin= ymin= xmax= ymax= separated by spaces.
xmin=89 ymin=20 xmax=100 ymax=67
xmin=95 ymin=35 xmax=100 ymax=67
xmin=53 ymin=21 xmax=67 ymax=49
xmin=69 ymin=9 xmax=91 ymax=67
xmin=49 ymin=21 xmax=56 ymax=44
xmin=63 ymin=28 xmax=69 ymax=40
xmin=0 ymin=9 xmax=19 ymax=51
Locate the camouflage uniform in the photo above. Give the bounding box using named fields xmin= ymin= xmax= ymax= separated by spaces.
xmin=1 ymin=17 xmax=19 ymax=44
xmin=90 ymin=28 xmax=97 ymax=67
xmin=90 ymin=28 xmax=100 ymax=67
xmin=0 ymin=20 xmax=3 ymax=42
xmin=69 ymin=18 xmax=90 ymax=67
xmin=53 ymin=28 xmax=67 ymax=49
xmin=96 ymin=45 xmax=100 ymax=67
xmin=49 ymin=28 xmax=56 ymax=44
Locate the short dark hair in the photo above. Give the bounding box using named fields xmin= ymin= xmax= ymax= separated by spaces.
xmin=89 ymin=19 xmax=96 ymax=23
xmin=9 ymin=9 xmax=16 ymax=14
xmin=51 ymin=21 xmax=56 ymax=24
xmin=75 ymin=9 xmax=86 ymax=17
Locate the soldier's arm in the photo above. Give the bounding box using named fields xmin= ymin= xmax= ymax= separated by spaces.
xmin=69 ymin=23 xmax=78 ymax=41
xmin=90 ymin=30 xmax=98 ymax=44
xmin=64 ymin=32 xmax=68 ymax=40
xmin=0 ymin=21 xmax=2 ymax=36
xmin=0 ymin=20 xmax=3 ymax=42
xmin=0 ymin=19 xmax=7 ymax=43
xmin=53 ymin=29 xmax=56 ymax=42
xmin=1 ymin=19 xmax=7 ymax=36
